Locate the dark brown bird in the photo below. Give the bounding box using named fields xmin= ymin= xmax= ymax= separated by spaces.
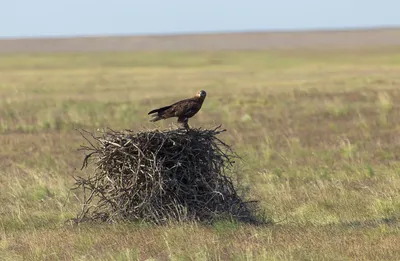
xmin=148 ymin=90 xmax=207 ymax=129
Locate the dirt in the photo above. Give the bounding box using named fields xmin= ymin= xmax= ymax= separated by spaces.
xmin=1 ymin=28 xmax=400 ymax=53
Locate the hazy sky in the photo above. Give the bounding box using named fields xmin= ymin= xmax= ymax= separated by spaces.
xmin=1 ymin=0 xmax=399 ymax=38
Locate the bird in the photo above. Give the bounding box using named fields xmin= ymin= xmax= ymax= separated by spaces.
xmin=148 ymin=90 xmax=207 ymax=129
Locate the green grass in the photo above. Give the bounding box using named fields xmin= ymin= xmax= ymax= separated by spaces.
xmin=1 ymin=49 xmax=400 ymax=260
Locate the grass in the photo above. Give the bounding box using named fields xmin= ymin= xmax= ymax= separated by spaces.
xmin=0 ymin=49 xmax=400 ymax=260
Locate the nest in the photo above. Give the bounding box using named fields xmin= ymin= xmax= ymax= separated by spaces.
xmin=72 ymin=126 xmax=263 ymax=225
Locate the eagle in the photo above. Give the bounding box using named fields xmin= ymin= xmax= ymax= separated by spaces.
xmin=148 ymin=90 xmax=207 ymax=129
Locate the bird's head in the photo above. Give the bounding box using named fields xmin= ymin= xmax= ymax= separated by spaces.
xmin=195 ymin=90 xmax=207 ymax=99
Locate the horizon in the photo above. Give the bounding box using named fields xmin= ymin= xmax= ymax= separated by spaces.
xmin=1 ymin=26 xmax=400 ymax=41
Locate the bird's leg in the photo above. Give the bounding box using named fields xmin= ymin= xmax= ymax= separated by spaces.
xmin=178 ymin=117 xmax=190 ymax=130
xmin=182 ymin=121 xmax=189 ymax=130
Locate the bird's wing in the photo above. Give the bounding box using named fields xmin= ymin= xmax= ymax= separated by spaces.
xmin=173 ymin=99 xmax=201 ymax=118
xmin=170 ymin=97 xmax=193 ymax=106
xmin=148 ymin=105 xmax=173 ymax=115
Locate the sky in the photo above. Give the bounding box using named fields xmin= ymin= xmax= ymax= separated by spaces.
xmin=1 ymin=0 xmax=399 ymax=38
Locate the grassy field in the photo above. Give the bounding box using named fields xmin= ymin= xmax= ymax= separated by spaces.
xmin=1 ymin=48 xmax=400 ymax=260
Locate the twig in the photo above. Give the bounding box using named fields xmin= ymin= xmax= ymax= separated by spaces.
xmin=72 ymin=126 xmax=265 ymax=225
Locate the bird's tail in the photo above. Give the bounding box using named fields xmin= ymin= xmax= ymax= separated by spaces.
xmin=148 ymin=105 xmax=172 ymax=122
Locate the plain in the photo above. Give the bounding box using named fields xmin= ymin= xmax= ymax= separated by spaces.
xmin=1 ymin=48 xmax=400 ymax=260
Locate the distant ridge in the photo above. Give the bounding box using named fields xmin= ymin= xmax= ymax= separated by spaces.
xmin=1 ymin=27 xmax=400 ymax=53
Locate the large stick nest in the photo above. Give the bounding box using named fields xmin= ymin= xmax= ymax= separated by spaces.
xmin=72 ymin=126 xmax=263 ymax=225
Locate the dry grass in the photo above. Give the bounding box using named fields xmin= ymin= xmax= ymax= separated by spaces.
xmin=0 ymin=49 xmax=400 ymax=260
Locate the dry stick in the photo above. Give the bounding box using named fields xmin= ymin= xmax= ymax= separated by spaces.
xmin=72 ymin=126 xmax=266 ymax=225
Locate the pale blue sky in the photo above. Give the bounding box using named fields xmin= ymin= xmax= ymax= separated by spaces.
xmin=1 ymin=0 xmax=399 ymax=38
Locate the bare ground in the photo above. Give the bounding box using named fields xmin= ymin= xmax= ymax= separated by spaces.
xmin=1 ymin=27 xmax=400 ymax=53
